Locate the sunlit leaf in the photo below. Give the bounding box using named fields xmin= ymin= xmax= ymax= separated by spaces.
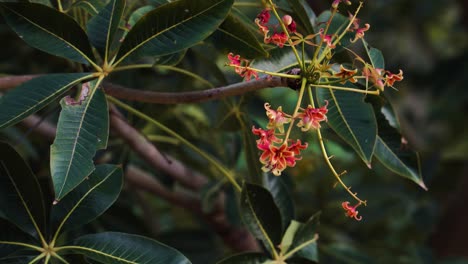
xmin=87 ymin=0 xmax=125 ymax=59
xmin=71 ymin=232 xmax=192 ymax=264
xmin=317 ymin=86 xmax=377 ymax=165
xmin=115 ymin=0 xmax=233 ymax=63
xmin=51 ymin=164 xmax=123 ymax=234
xmin=0 ymin=142 xmax=46 ymax=239
xmin=0 ymin=73 xmax=92 ymax=129
xmin=240 ymin=183 xmax=282 ymax=255
xmin=289 ymin=213 xmax=319 ymax=262
xmin=51 ymin=84 xmax=109 ymax=200
xmin=211 ymin=13 xmax=268 ymax=58
xmin=217 ymin=252 xmax=269 ymax=264
xmin=0 ymin=3 xmax=95 ymax=64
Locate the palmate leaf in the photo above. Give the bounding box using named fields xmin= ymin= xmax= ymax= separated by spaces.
xmin=317 ymin=86 xmax=377 ymax=166
xmin=51 ymin=84 xmax=109 ymax=200
xmin=115 ymin=0 xmax=234 ymax=64
xmin=51 ymin=164 xmax=123 ymax=234
xmin=87 ymin=0 xmax=125 ymax=59
xmin=0 ymin=73 xmax=92 ymax=129
xmin=70 ymin=232 xmax=191 ymax=264
xmin=0 ymin=3 xmax=95 ymax=64
xmin=240 ymin=183 xmax=282 ymax=256
xmin=0 ymin=142 xmax=46 ymax=240
xmin=211 ymin=13 xmax=268 ymax=58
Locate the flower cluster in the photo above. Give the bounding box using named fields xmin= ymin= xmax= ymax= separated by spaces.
xmin=255 ymin=9 xmax=296 ymax=48
xmin=363 ymin=66 xmax=404 ymax=91
xmin=227 ymin=53 xmax=258 ymax=81
xmin=252 ymin=102 xmax=328 ymax=176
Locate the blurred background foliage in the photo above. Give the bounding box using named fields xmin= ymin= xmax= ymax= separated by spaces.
xmin=0 ymin=0 xmax=467 ymax=263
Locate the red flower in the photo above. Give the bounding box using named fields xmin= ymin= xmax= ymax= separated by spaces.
xmin=252 ymin=126 xmax=282 ymax=150
xmin=260 ymin=140 xmax=308 ymax=176
xmin=282 ymin=15 xmax=297 ymax=33
xmin=350 ymin=23 xmax=370 ymax=43
xmin=268 ymin=32 xmax=288 ymax=48
xmin=265 ymin=103 xmax=291 ymax=133
xmin=385 ymin=69 xmax=404 ymax=87
xmin=319 ymin=28 xmax=336 ymax=49
xmin=227 ymin=53 xmax=259 ymax=81
xmin=342 ymin=201 xmax=362 ymax=221
xmin=296 ymin=101 xmax=328 ymax=131
xmin=363 ymin=66 xmax=385 ymax=91
xmin=256 ymin=9 xmax=270 ymax=25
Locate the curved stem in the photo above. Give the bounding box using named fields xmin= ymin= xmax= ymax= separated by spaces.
xmin=268 ymin=0 xmax=303 ymax=70
xmin=284 ymin=77 xmax=307 ymax=142
xmin=107 ymin=96 xmax=242 ymax=192
xmin=308 ymin=86 xmax=366 ymax=205
xmin=313 ymin=84 xmax=380 ymax=95
xmin=0 ymin=241 xmax=43 ymax=252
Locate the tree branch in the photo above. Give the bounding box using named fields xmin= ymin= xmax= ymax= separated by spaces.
xmin=0 ymin=74 xmax=290 ymax=104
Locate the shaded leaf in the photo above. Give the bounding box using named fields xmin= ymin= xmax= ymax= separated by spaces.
xmin=71 ymin=232 xmax=191 ymax=264
xmin=0 ymin=142 xmax=46 ymax=239
xmin=211 ymin=13 xmax=268 ymax=58
xmin=290 ymin=213 xmax=319 ymax=262
xmin=51 ymin=164 xmax=123 ymax=234
xmin=287 ymin=0 xmax=316 ymax=34
xmin=0 ymin=218 xmax=38 ymax=258
xmin=127 ymin=5 xmax=154 ymax=28
xmin=87 ymin=0 xmax=125 ymax=59
xmin=0 ymin=3 xmax=95 ymax=64
xmin=51 ymin=84 xmax=109 ymax=200
xmin=217 ymin=252 xmax=269 ymax=264
xmin=240 ymin=183 xmax=282 ymax=254
xmin=68 ymin=0 xmax=106 ymax=16
xmin=362 ymin=40 xmax=385 ymax=69
xmin=237 ymin=114 xmax=263 ymax=184
xmin=264 ymin=173 xmax=295 ymax=231
xmin=317 ymin=86 xmax=377 ymax=165
xmin=115 ymin=0 xmax=233 ymax=63
xmin=0 ymin=73 xmax=92 ymax=129
xmin=154 ymin=50 xmax=187 ymax=66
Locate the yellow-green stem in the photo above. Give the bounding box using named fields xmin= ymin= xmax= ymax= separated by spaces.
xmin=284 ymin=77 xmax=307 ymax=142
xmin=313 ymin=84 xmax=380 ymax=95
xmin=268 ymin=0 xmax=304 ymax=70
xmin=107 ymin=96 xmax=242 ymax=192
xmin=308 ymin=86 xmax=366 ymax=205
xmin=28 ymin=252 xmax=46 ymax=264
xmin=228 ymin=64 xmax=301 ymax=79
xmin=57 ymin=0 xmax=63 ymax=12
xmin=283 ymin=234 xmax=319 ymax=260
xmin=312 ymin=8 xmax=336 ymax=62
xmin=51 ymin=252 xmax=70 ymax=264
xmin=0 ymin=241 xmax=43 ymax=252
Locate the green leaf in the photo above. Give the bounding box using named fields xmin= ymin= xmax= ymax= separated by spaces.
xmin=0 ymin=73 xmax=92 ymax=129
xmin=210 ymin=13 xmax=268 ymax=58
xmin=0 ymin=218 xmax=38 ymax=258
xmin=115 ymin=0 xmax=234 ymax=63
xmin=70 ymin=232 xmax=191 ymax=264
xmin=370 ymin=99 xmax=426 ymax=189
xmin=0 ymin=142 xmax=46 ymax=239
xmin=51 ymin=84 xmax=109 ymax=200
xmin=0 ymin=3 xmax=95 ymax=64
xmin=29 ymin=0 xmax=51 ymax=6
xmin=240 ymin=183 xmax=282 ymax=255
xmin=51 ymin=164 xmax=123 ymax=234
xmin=287 ymin=0 xmax=316 ymax=34
xmin=127 ymin=5 xmax=154 ymax=28
xmin=280 ymin=220 xmax=301 ymax=255
xmin=362 ymin=40 xmax=385 ymax=69
xmin=217 ymin=252 xmax=269 ymax=264
xmin=289 ymin=213 xmax=319 ymax=262
xmin=235 ymin=114 xmax=263 ymax=184
xmin=264 ymin=174 xmax=295 ymax=232
xmin=68 ymin=0 xmax=107 ymax=17
xmin=316 ymin=87 xmax=377 ymax=165
xmin=87 ymin=0 xmax=125 ymax=59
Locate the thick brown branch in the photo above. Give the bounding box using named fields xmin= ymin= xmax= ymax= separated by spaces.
xmin=126 ymin=165 xmax=260 ymax=252
xmin=103 ymin=76 xmax=288 ymax=104
xmin=110 ymin=108 xmax=208 ymax=191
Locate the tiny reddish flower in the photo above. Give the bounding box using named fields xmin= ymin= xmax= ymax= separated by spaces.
xmin=296 ymin=101 xmax=329 ymax=131
xmin=334 ymin=65 xmax=358 ymax=83
xmin=332 ymin=0 xmax=351 ymax=9
xmin=319 ymin=28 xmax=336 ymax=49
xmin=227 ymin=53 xmax=241 ymax=67
xmin=268 ymin=32 xmax=288 ymax=48
xmin=351 ymin=23 xmax=370 ymax=43
xmin=342 ymin=201 xmax=362 ymax=221
xmin=256 ymin=9 xmax=270 ymax=25
xmin=252 ymin=126 xmax=282 ymax=150
xmin=282 ymin=15 xmax=297 ymax=33
xmin=385 ymin=69 xmax=404 ymax=87
xmin=265 ymin=103 xmax=291 ymax=133
xmin=227 ymin=53 xmax=259 ymax=81
xmin=260 ymin=140 xmax=307 ymax=176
